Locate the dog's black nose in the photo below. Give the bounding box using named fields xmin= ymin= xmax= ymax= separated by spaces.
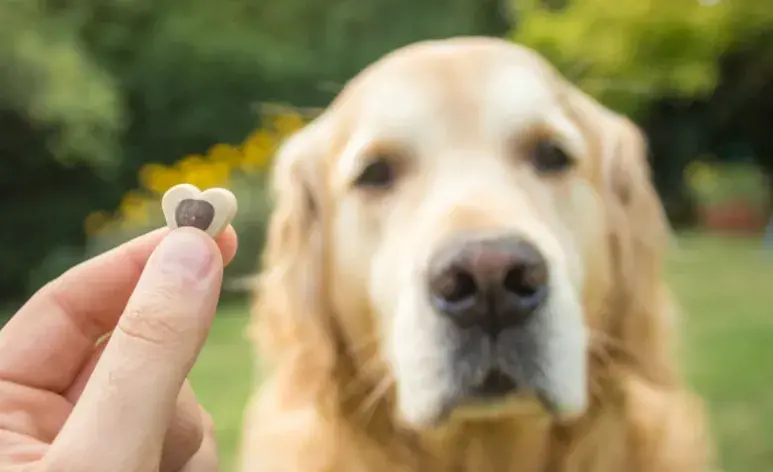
xmin=427 ymin=232 xmax=549 ymax=335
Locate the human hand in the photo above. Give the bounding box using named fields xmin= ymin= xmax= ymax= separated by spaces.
xmin=0 ymin=226 xmax=238 ymax=472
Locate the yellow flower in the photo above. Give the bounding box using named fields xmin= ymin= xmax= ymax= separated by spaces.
xmin=206 ymin=161 xmax=232 ymax=188
xmin=113 ymin=112 xmax=311 ymax=231
xmin=84 ymin=210 xmax=110 ymax=237
xmin=241 ymin=130 xmax=277 ymax=172
xmin=175 ymin=155 xmax=209 ymax=188
xmin=177 ymin=154 xmax=208 ymax=175
xmin=208 ymin=143 xmax=243 ymax=167
xmin=139 ymin=163 xmax=182 ymax=194
xmin=272 ymin=112 xmax=305 ymax=136
xmin=176 ymin=155 xmax=231 ymax=189
xmin=97 ymin=218 xmax=121 ymax=236
xmin=119 ymin=191 xmax=151 ymax=225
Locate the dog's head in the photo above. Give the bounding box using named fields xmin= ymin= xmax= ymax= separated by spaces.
xmin=254 ymin=37 xmax=673 ymax=429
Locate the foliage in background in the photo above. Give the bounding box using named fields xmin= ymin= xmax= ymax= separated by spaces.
xmin=685 ymin=160 xmax=770 ymax=208
xmin=509 ymin=0 xmax=773 ymax=218
xmin=0 ymin=1 xmax=124 ymax=171
xmin=511 ymin=0 xmax=773 ymax=116
xmin=0 ymin=0 xmax=507 ymax=307
xmin=3 ymin=0 xmax=773 ymax=308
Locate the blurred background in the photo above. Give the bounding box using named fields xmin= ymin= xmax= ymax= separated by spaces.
xmin=1 ymin=0 xmax=772 ymax=470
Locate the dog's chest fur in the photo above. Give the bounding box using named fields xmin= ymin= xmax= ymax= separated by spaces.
xmin=336 ymin=408 xmax=630 ymax=472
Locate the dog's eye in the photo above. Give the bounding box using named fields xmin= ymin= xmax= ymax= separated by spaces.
xmin=531 ymin=140 xmax=572 ymax=174
xmin=353 ymin=158 xmax=396 ymax=189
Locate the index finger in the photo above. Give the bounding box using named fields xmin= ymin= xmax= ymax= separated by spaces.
xmin=0 ymin=226 xmax=238 ymax=393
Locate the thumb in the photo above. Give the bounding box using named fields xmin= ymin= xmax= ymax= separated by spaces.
xmin=46 ymin=227 xmax=223 ymax=472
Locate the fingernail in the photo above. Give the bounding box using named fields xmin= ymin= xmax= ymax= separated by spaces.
xmin=154 ymin=228 xmax=215 ymax=280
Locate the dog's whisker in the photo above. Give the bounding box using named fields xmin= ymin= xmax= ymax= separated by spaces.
xmin=354 ymin=375 xmax=394 ymax=427
xmin=587 ymin=329 xmax=646 ymax=369
xmin=346 ymin=334 xmax=381 ymax=356
xmin=588 ymin=331 xmax=625 ymax=356
xmin=341 ymin=355 xmax=388 ymax=400
xmin=341 ymin=374 xmax=372 ymax=401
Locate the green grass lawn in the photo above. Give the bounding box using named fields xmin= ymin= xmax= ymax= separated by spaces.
xmin=188 ymin=303 xmax=254 ymax=472
xmin=667 ymin=233 xmax=773 ymax=470
xmin=188 ymin=233 xmax=773 ymax=470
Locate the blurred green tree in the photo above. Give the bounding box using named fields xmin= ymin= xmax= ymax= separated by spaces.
xmin=0 ymin=1 xmax=125 ymax=307
xmin=0 ymin=1 xmax=124 ymax=171
xmin=0 ymin=0 xmax=510 ymax=308
xmin=511 ymin=0 xmax=773 ymax=115
xmin=510 ymin=0 xmax=773 ymax=220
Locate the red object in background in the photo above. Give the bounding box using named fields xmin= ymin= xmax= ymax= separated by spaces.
xmin=700 ymin=198 xmax=767 ymax=235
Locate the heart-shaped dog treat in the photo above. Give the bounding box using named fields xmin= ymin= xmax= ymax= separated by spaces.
xmin=161 ymin=183 xmax=238 ymax=238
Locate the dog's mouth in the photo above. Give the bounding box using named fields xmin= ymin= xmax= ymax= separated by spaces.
xmin=469 ymin=368 xmax=518 ymax=399
xmin=446 ymin=368 xmax=534 ymax=420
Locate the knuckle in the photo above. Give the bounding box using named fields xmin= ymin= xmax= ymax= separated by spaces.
xmin=117 ymin=285 xmax=193 ymax=347
xmin=161 ymin=406 xmax=206 ymax=472
xmin=162 ymin=427 xmax=204 ymax=472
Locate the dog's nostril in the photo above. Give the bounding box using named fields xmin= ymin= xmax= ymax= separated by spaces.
xmin=433 ymin=268 xmax=477 ymax=303
xmin=503 ymin=263 xmax=545 ymax=298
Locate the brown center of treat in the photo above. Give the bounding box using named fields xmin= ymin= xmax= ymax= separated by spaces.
xmin=175 ymin=199 xmax=215 ymax=231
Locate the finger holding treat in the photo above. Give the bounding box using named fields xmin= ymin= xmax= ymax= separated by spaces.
xmin=0 ymin=183 xmax=240 ymax=472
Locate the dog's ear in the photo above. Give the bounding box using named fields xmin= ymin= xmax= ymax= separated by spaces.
xmin=602 ymin=114 xmax=677 ymax=381
xmin=250 ymin=115 xmax=340 ymax=387
xmin=567 ymin=87 xmax=678 ymax=385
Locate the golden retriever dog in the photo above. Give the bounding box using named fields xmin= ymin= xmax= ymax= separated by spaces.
xmin=238 ymin=36 xmax=713 ymax=472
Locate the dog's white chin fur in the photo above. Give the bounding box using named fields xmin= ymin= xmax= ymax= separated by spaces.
xmin=521 ymin=283 xmax=589 ymax=420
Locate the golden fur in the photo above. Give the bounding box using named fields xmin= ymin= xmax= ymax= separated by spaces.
xmin=238 ymin=37 xmax=713 ymax=472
